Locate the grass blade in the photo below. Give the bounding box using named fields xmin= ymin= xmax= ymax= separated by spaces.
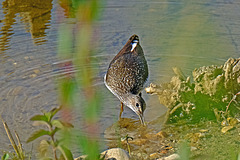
xmin=15 ymin=131 xmax=24 ymax=159
xmin=1 ymin=118 xmax=21 ymax=158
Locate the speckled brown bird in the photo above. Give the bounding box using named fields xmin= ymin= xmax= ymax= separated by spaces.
xmin=104 ymin=34 xmax=148 ymax=125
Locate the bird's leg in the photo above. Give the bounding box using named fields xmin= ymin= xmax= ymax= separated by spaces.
xmin=119 ymin=102 xmax=124 ymax=119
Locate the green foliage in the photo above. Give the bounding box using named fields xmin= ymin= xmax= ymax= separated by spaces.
xmin=27 ymin=107 xmax=73 ymax=160
xmin=56 ymin=0 xmax=104 ymax=159
xmin=27 ymin=129 xmax=51 ymax=143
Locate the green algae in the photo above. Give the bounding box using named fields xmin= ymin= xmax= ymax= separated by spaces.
xmin=163 ymin=120 xmax=240 ymax=160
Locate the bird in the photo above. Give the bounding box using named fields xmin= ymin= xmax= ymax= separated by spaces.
xmin=104 ymin=34 xmax=148 ymax=125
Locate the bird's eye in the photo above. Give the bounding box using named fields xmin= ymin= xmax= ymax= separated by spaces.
xmin=136 ymin=103 xmax=139 ymax=107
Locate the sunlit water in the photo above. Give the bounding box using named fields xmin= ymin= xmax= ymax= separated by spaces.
xmin=0 ymin=0 xmax=239 ymax=157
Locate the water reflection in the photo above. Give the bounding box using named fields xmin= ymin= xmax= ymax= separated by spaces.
xmin=0 ymin=0 xmax=52 ymax=52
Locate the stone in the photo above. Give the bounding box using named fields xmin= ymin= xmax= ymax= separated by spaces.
xmin=157 ymin=153 xmax=180 ymax=160
xmin=101 ymin=148 xmax=130 ymax=160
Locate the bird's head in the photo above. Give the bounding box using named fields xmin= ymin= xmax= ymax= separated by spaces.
xmin=126 ymin=94 xmax=146 ymax=125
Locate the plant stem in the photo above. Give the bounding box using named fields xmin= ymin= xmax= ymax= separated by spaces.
xmin=49 ymin=123 xmax=58 ymax=160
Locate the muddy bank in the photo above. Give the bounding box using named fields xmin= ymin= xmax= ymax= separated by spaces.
xmin=146 ymin=58 xmax=240 ymax=123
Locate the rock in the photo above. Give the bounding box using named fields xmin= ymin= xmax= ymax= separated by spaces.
xmin=74 ymin=148 xmax=130 ymax=160
xmin=101 ymin=148 xmax=130 ymax=160
xmin=74 ymin=155 xmax=87 ymax=160
xmin=157 ymin=153 xmax=180 ymax=160
xmin=156 ymin=131 xmax=168 ymax=138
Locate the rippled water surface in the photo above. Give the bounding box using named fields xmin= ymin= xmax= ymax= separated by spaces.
xmin=0 ymin=0 xmax=240 ymax=156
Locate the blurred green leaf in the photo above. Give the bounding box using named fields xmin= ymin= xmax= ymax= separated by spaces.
xmin=178 ymin=140 xmax=190 ymax=160
xmin=27 ymin=129 xmax=50 ymax=143
xmin=59 ymin=79 xmax=75 ymax=107
xmin=78 ymin=134 xmax=99 ymax=160
xmin=58 ymin=24 xmax=74 ymax=57
xmin=90 ymin=0 xmax=100 ymax=20
xmin=30 ymin=115 xmax=48 ymax=122
xmin=1 ymin=153 xmax=9 ymax=160
xmin=86 ymin=92 xmax=101 ymax=121
xmin=58 ymin=145 xmax=73 ymax=160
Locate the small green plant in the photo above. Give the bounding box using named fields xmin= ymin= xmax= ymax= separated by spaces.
xmin=121 ymin=134 xmax=133 ymax=155
xmin=27 ymin=107 xmax=73 ymax=160
xmin=1 ymin=117 xmax=28 ymax=160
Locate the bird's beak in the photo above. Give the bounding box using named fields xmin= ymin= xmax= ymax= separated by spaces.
xmin=138 ymin=114 xmax=146 ymax=126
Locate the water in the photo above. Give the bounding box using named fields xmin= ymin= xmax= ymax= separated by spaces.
xmin=0 ymin=0 xmax=239 ymax=157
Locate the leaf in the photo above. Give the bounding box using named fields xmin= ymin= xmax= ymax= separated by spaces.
xmin=58 ymin=145 xmax=73 ymax=160
xmin=39 ymin=140 xmax=50 ymax=156
xmin=27 ymin=129 xmax=50 ymax=143
xmin=32 ymin=121 xmax=49 ymax=127
xmin=30 ymin=115 xmax=48 ymax=122
xmin=49 ymin=107 xmax=61 ymax=118
xmin=52 ymin=120 xmax=64 ymax=129
xmin=2 ymin=153 xmax=9 ymax=160
xmin=52 ymin=120 xmax=74 ymax=129
xmin=44 ymin=112 xmax=52 ymax=122
xmin=61 ymin=122 xmax=74 ymax=128
xmin=42 ymin=107 xmax=61 ymax=122
xmin=44 ymin=107 xmax=62 ymax=122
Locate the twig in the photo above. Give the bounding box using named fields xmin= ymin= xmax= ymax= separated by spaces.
xmin=226 ymin=92 xmax=240 ymax=112
xmin=170 ymin=103 xmax=183 ymax=115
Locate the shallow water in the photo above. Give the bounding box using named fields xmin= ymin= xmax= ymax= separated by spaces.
xmin=0 ymin=0 xmax=240 ymax=157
